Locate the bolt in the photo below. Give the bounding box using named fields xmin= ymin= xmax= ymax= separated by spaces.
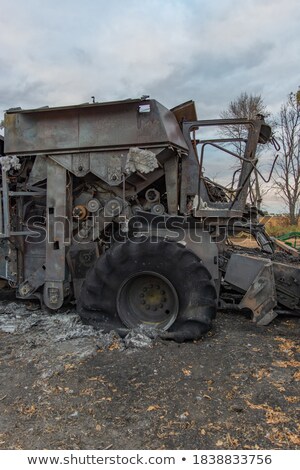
xmin=156 ymin=285 xmax=160 ymax=289
xmin=161 ymin=290 xmax=165 ymax=295
xmin=152 ymin=306 xmax=157 ymax=311
xmin=141 ymin=300 xmax=145 ymax=305
xmin=145 ymin=305 xmax=150 ymax=310
xmin=140 ymin=293 xmax=144 ymax=298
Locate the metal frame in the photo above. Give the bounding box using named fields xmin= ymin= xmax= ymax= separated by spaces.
xmin=180 ymin=118 xmax=270 ymax=215
xmin=0 ymin=167 xmax=41 ymax=238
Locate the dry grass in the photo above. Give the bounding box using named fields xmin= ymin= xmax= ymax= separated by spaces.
xmin=265 ymin=224 xmax=300 ymax=238
xmin=226 ymin=215 xmax=300 ymax=249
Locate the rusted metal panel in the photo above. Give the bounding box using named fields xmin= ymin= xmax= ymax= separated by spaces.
xmin=224 ymin=253 xmax=270 ymax=291
xmin=164 ymin=156 xmax=179 ymax=215
xmin=224 ymin=253 xmax=278 ymax=325
xmin=4 ymin=100 xmax=188 ymax=156
xmin=171 ymin=100 xmax=197 ymax=123
xmin=43 ymin=159 xmax=68 ymax=309
xmin=273 ymin=262 xmax=300 ymax=309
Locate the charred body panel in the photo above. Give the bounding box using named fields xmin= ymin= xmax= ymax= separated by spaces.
xmin=4 ymin=99 xmax=188 ymax=155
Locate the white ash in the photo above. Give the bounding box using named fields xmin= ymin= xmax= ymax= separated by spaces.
xmin=0 ymin=155 xmax=21 ymax=171
xmin=124 ymin=325 xmax=161 ymax=348
xmin=125 ymin=147 xmax=158 ymax=175
xmin=0 ymin=300 xmax=158 ymax=379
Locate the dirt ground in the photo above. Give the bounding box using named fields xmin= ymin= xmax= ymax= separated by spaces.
xmin=0 ymin=298 xmax=299 ymax=450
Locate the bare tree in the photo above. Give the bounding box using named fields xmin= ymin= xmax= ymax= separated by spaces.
xmin=220 ymin=92 xmax=269 ymax=210
xmin=273 ymin=92 xmax=300 ymax=225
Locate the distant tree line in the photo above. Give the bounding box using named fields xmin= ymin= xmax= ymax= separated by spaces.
xmin=220 ymin=91 xmax=300 ymax=224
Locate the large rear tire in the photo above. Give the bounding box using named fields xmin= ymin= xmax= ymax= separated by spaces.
xmin=78 ymin=237 xmax=217 ymax=341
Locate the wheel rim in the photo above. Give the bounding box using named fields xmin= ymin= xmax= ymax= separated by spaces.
xmin=117 ymin=271 xmax=179 ymax=330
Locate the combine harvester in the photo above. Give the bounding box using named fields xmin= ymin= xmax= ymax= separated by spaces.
xmin=0 ymin=98 xmax=299 ymax=341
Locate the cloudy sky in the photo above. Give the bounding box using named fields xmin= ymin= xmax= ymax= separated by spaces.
xmin=0 ymin=0 xmax=299 ymax=211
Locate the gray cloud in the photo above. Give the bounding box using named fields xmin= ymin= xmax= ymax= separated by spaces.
xmin=0 ymin=0 xmax=298 ymax=111
xmin=0 ymin=0 xmax=298 ymax=212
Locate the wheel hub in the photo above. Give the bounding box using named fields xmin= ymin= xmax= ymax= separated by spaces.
xmin=117 ymin=271 xmax=178 ymax=330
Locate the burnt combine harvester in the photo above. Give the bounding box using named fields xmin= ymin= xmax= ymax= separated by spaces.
xmin=0 ymin=98 xmax=299 ymax=341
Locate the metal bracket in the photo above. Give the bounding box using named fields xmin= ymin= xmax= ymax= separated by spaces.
xmin=224 ymin=253 xmax=278 ymax=325
xmin=239 ymin=262 xmax=278 ymax=325
xmin=18 ymin=265 xmax=46 ymax=298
